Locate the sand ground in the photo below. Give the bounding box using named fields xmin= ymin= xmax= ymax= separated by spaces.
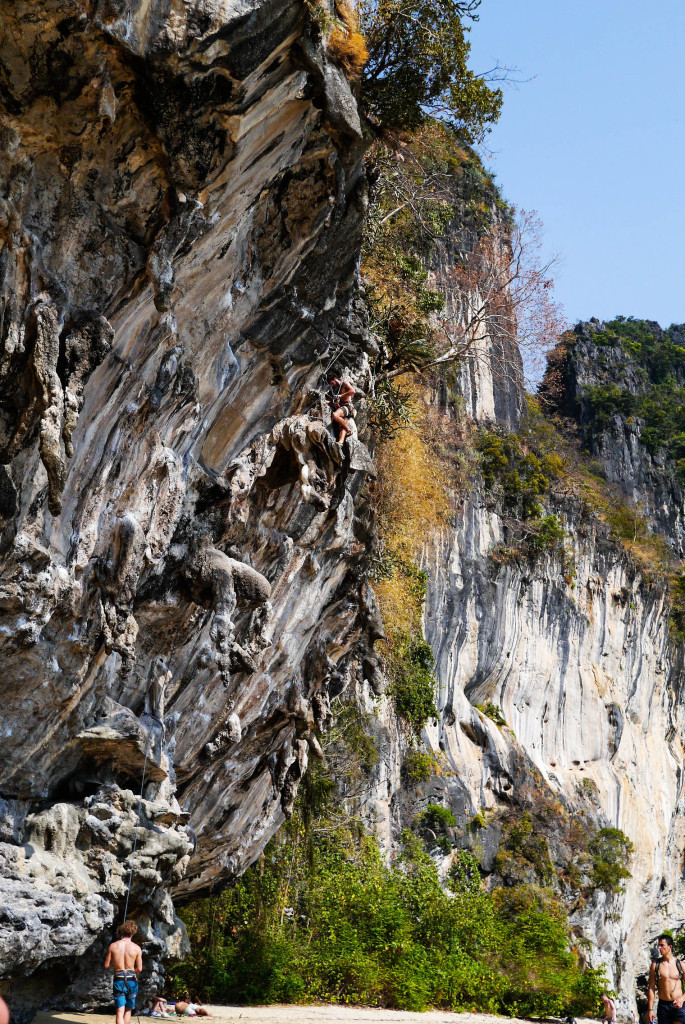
xmin=33 ymin=1008 xmax=539 ymax=1024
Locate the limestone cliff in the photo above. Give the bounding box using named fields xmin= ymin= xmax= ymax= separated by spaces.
xmin=0 ymin=0 xmax=378 ymax=1014
xmin=544 ymin=318 xmax=685 ymax=555
xmin=361 ymin=359 xmax=685 ymax=1014
xmin=2 ymin=1 xmax=685 ymax=1019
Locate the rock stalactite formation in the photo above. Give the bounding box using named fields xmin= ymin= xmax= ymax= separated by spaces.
xmin=0 ymin=0 xmax=377 ymax=1014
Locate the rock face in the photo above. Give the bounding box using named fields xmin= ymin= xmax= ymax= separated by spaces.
xmin=430 ymin=208 xmax=524 ymax=432
xmin=362 ymin=392 xmax=685 ymax=1011
xmin=2 ymin=2 xmax=684 ymax=1019
xmin=0 ymin=0 xmax=378 ymax=1014
xmin=545 ymin=319 xmax=685 ymax=555
xmin=419 ymin=500 xmax=685 ymax=1006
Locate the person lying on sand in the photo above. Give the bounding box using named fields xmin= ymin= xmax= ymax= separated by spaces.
xmin=173 ymin=994 xmax=211 ymax=1016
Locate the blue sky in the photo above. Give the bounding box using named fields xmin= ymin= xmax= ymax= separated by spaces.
xmin=468 ymin=0 xmax=685 ymax=330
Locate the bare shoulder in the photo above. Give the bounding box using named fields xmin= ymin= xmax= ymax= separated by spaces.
xmin=132 ymin=942 xmax=143 ymax=955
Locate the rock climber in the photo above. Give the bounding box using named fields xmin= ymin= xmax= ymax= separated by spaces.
xmin=327 ymin=376 xmax=356 ymax=444
xmin=649 ymin=934 xmax=685 ymax=1024
xmin=104 ymin=920 xmax=143 ymax=1024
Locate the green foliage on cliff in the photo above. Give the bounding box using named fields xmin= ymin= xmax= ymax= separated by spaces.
xmin=414 ymin=803 xmax=456 ymax=853
xmin=494 ymin=812 xmax=555 ymax=884
xmin=588 ymin=827 xmax=634 ymax=894
xmin=477 ymin=421 xmax=567 ymax=559
xmin=169 ymin=824 xmax=606 ymax=1016
xmin=363 ymin=121 xmax=506 ymax=385
xmin=168 ymin=703 xmax=608 ymax=1016
xmin=476 ymin=701 xmax=506 ymax=726
xmin=401 ymin=748 xmax=438 ymax=782
xmin=479 ymin=396 xmax=680 ymax=584
xmin=478 ymin=430 xmax=559 ymax=518
xmin=580 ymin=317 xmax=685 ymax=469
xmin=359 ymin=0 xmax=503 ymax=139
xmin=387 ymin=634 xmax=438 ymax=732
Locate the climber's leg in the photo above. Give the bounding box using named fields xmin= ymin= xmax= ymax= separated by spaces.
xmin=113 ymin=980 xmax=127 ymax=1024
xmin=331 ymin=407 xmax=349 ymax=444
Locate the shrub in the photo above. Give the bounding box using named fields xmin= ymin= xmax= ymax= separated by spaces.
xmin=495 ymin=812 xmax=555 ymax=883
xmin=581 ymin=383 xmax=637 ymax=430
xmin=529 ymin=513 xmax=565 ymax=553
xmin=368 ymin=378 xmax=414 ymax=443
xmin=475 ymin=701 xmax=506 ymax=727
xmin=477 ymin=428 xmax=560 ymax=519
xmin=402 ymin=749 xmax=437 ymax=783
xmin=414 ymin=803 xmax=456 ymax=853
xmin=670 ymin=569 xmax=685 ymax=641
xmin=588 ymin=827 xmax=634 ymax=894
xmin=388 ymin=636 xmax=438 ymax=733
xmin=326 ymin=1 xmax=369 ymax=79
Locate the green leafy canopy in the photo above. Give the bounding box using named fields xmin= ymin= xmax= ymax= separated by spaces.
xmin=358 ymin=0 xmax=503 ymax=138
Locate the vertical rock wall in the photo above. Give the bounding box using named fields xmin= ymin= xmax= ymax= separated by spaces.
xmin=0 ymin=0 xmax=379 ymax=1015
xmin=362 ymin=379 xmax=685 ymax=1011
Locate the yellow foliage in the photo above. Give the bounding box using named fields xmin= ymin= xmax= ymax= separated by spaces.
xmin=328 ymin=2 xmax=369 ymax=80
xmin=373 ymin=571 xmax=421 ymax=645
xmin=373 ymin=379 xmax=451 ymax=639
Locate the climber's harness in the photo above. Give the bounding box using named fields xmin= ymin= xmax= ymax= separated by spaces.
xmin=325 ymin=378 xmax=343 ymax=407
xmin=324 ymin=379 xmax=356 ymax=420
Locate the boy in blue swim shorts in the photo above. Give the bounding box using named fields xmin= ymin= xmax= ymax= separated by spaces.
xmin=105 ymin=921 xmax=143 ymax=1024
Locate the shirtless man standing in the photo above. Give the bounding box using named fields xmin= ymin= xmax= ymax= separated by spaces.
xmin=649 ymin=935 xmax=685 ymax=1024
xmin=104 ymin=921 xmax=143 ymax=1024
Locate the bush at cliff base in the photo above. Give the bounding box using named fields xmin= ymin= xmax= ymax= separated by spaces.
xmin=168 ymin=827 xmax=606 ymax=1015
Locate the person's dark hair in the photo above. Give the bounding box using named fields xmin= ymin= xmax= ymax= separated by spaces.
xmin=658 ymin=934 xmax=674 ymax=947
xmin=117 ymin=920 xmax=138 ymax=938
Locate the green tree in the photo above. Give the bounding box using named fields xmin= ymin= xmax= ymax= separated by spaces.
xmin=358 ymin=0 xmax=503 ymax=138
xmin=588 ymin=827 xmax=634 ymax=894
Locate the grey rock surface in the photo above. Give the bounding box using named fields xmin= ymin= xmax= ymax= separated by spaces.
xmin=0 ymin=0 xmax=375 ymax=1015
xmin=545 ymin=319 xmax=685 ymax=555
xmin=361 ymin=462 xmax=685 ymax=1014
xmin=1 ymin=3 xmax=683 ymax=1021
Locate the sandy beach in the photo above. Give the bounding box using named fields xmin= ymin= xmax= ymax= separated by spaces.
xmin=33 ymin=1008 xmax=539 ymax=1024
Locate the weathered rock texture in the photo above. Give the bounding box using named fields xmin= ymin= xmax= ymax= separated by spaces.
xmin=544 ymin=319 xmax=685 ymax=556
xmin=2 ymin=1 xmax=684 ymax=1019
xmin=360 ymin=403 xmax=685 ymax=1013
xmin=0 ymin=0 xmax=378 ymax=1015
xmin=430 ymin=210 xmax=524 ymax=432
